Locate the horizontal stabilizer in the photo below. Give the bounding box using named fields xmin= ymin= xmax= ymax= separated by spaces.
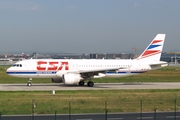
xmin=149 ymin=61 xmax=168 ymax=70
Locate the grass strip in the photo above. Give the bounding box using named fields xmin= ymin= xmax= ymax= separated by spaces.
xmin=0 ymin=89 xmax=180 ymax=115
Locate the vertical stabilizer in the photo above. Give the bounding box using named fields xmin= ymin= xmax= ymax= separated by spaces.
xmin=137 ymin=34 xmax=166 ymax=61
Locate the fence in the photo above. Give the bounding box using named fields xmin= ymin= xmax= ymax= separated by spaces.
xmin=0 ymin=98 xmax=179 ymax=115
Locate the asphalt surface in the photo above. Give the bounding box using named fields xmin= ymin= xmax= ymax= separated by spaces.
xmin=0 ymin=82 xmax=180 ymax=91
xmin=2 ymin=112 xmax=180 ymax=120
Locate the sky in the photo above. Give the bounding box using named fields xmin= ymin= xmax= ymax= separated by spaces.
xmin=1 ymin=0 xmax=180 ymax=54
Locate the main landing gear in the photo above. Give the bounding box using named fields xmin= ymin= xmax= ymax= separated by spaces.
xmin=78 ymin=81 xmax=85 ymax=86
xmin=27 ymin=78 xmax=32 ymax=87
xmin=78 ymin=81 xmax=94 ymax=87
xmin=87 ymin=81 xmax=94 ymax=87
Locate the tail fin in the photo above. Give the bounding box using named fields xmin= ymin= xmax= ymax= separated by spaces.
xmin=137 ymin=34 xmax=166 ymax=61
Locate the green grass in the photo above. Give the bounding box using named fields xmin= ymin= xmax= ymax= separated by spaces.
xmin=0 ymin=90 xmax=180 ymax=115
xmin=2 ymin=66 xmax=180 ymax=83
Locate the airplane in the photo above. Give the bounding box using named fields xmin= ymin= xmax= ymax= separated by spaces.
xmin=6 ymin=34 xmax=168 ymax=87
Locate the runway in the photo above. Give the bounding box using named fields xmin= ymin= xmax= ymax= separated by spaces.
xmin=0 ymin=82 xmax=180 ymax=91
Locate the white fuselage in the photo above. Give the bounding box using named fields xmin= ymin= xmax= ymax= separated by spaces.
xmin=6 ymin=59 xmax=151 ymax=79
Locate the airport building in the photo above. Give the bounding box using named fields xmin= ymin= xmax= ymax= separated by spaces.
xmin=0 ymin=52 xmax=180 ymax=65
xmin=160 ymin=52 xmax=180 ymax=66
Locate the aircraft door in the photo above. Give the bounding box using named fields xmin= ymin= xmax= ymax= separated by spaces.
xmin=27 ymin=60 xmax=33 ymax=71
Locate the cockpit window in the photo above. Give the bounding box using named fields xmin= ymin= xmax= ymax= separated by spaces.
xmin=13 ymin=64 xmax=22 ymax=67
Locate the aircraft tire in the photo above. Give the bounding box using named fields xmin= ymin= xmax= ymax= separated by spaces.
xmin=87 ymin=81 xmax=94 ymax=87
xmin=78 ymin=81 xmax=85 ymax=86
xmin=27 ymin=82 xmax=32 ymax=87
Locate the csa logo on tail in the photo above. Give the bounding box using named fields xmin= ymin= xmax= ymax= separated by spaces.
xmin=141 ymin=40 xmax=162 ymax=58
xmin=137 ymin=34 xmax=166 ymax=61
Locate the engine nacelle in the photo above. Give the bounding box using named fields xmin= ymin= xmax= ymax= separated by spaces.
xmin=51 ymin=78 xmax=63 ymax=83
xmin=62 ymin=73 xmax=82 ymax=85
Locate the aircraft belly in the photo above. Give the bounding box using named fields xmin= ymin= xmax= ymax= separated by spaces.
xmin=105 ymin=74 xmax=132 ymax=78
xmin=105 ymin=71 xmax=146 ymax=78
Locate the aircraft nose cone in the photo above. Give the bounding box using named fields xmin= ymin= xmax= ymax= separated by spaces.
xmin=6 ymin=67 xmax=12 ymax=75
xmin=6 ymin=68 xmax=10 ymax=74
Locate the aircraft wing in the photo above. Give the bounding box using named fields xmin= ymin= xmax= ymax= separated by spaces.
xmin=67 ymin=67 xmax=125 ymax=79
xmin=78 ymin=67 xmax=122 ymax=73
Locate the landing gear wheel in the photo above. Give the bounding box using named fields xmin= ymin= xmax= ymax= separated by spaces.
xmin=87 ymin=81 xmax=94 ymax=87
xmin=27 ymin=82 xmax=32 ymax=87
xmin=78 ymin=81 xmax=85 ymax=86
xmin=27 ymin=78 xmax=32 ymax=87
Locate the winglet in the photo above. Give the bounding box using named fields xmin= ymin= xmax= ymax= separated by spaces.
xmin=137 ymin=34 xmax=166 ymax=61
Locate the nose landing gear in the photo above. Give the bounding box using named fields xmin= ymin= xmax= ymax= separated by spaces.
xmin=27 ymin=78 xmax=32 ymax=87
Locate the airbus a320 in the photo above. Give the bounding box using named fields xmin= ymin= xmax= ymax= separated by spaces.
xmin=6 ymin=34 xmax=168 ymax=87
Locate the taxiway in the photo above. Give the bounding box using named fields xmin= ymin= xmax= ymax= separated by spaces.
xmin=0 ymin=82 xmax=180 ymax=91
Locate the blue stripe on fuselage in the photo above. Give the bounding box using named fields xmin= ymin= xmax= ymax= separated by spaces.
xmin=6 ymin=71 xmax=57 ymax=75
xmin=7 ymin=71 xmax=146 ymax=75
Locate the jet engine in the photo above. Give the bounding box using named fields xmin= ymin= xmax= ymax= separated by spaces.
xmin=51 ymin=78 xmax=63 ymax=83
xmin=62 ymin=73 xmax=83 ymax=85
